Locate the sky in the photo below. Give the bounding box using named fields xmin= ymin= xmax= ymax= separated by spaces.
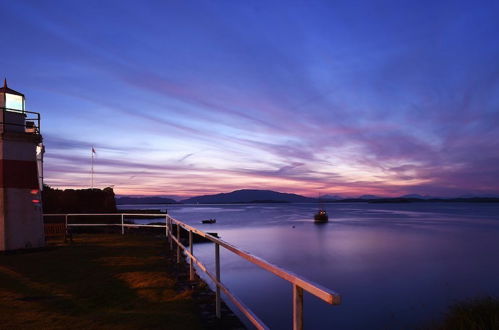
xmin=1 ymin=0 xmax=499 ymax=198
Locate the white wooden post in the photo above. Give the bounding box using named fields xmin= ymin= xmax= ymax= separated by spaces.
xmin=189 ymin=230 xmax=194 ymax=281
xmin=215 ymin=243 xmax=221 ymax=319
xmin=293 ymin=284 xmax=304 ymax=330
xmin=176 ymin=223 xmax=180 ymax=264
xmin=165 ymin=215 xmax=169 ymax=238
xmin=169 ymin=218 xmax=173 ymax=250
xmin=121 ymin=214 xmax=124 ymax=235
xmin=64 ymin=214 xmax=69 ymax=242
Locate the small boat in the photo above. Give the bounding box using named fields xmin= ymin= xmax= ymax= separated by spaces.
xmin=314 ymin=209 xmax=328 ymax=223
xmin=201 ymin=219 xmax=216 ymax=224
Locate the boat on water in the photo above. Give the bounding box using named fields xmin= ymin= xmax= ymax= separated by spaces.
xmin=201 ymin=219 xmax=216 ymax=224
xmin=314 ymin=209 xmax=328 ymax=223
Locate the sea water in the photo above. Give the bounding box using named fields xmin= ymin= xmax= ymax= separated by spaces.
xmin=119 ymin=202 xmax=499 ymax=329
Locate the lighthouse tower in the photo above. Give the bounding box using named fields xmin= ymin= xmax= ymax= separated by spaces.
xmin=0 ymin=80 xmax=44 ymax=251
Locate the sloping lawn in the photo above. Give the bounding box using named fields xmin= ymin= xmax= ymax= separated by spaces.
xmin=433 ymin=297 xmax=499 ymax=330
xmin=0 ymin=234 xmax=203 ymax=329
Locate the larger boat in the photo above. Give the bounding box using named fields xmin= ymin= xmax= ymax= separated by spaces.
xmin=314 ymin=209 xmax=328 ymax=223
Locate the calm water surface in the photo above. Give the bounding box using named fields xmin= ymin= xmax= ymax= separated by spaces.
xmin=119 ymin=202 xmax=499 ymax=329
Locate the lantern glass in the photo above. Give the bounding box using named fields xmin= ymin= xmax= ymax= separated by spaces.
xmin=5 ymin=93 xmax=24 ymax=111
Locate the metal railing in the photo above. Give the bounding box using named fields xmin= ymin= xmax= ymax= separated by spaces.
xmin=43 ymin=213 xmax=341 ymax=329
xmin=1 ymin=107 xmax=41 ymax=134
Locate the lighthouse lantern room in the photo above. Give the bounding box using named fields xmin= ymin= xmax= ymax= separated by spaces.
xmin=0 ymin=79 xmax=44 ymax=251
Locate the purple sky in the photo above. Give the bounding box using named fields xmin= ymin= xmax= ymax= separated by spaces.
xmin=1 ymin=1 xmax=499 ymax=197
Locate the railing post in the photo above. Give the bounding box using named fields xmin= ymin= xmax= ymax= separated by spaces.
xmin=121 ymin=214 xmax=124 ymax=235
xmin=64 ymin=214 xmax=69 ymax=243
xmin=176 ymin=223 xmax=180 ymax=264
xmin=165 ymin=215 xmax=168 ymax=238
xmin=293 ymin=284 xmax=304 ymax=330
xmin=215 ymin=243 xmax=221 ymax=319
xmin=168 ymin=218 xmax=173 ymax=250
xmin=189 ymin=230 xmax=194 ymax=281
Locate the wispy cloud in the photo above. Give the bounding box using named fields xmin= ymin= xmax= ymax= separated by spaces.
xmin=3 ymin=1 xmax=499 ymax=197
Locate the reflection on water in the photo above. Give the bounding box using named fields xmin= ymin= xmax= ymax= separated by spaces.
xmin=119 ymin=202 xmax=499 ymax=329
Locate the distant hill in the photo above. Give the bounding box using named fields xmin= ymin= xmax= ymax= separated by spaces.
xmin=181 ymin=189 xmax=316 ymax=204
xmin=319 ymin=194 xmax=342 ymax=200
xmin=116 ymin=191 xmax=499 ymax=205
xmin=116 ymin=196 xmax=177 ymax=205
xmin=457 ymin=193 xmax=499 ymax=199
xmin=401 ymin=194 xmax=434 ymax=199
xmin=358 ymin=194 xmax=383 ymax=199
xmin=369 ymin=197 xmax=499 ymax=204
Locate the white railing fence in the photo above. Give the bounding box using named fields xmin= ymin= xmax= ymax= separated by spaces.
xmin=43 ymin=213 xmax=341 ymax=330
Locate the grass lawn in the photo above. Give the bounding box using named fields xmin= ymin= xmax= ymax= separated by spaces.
xmin=431 ymin=297 xmax=499 ymax=330
xmin=0 ymin=234 xmax=204 ymax=329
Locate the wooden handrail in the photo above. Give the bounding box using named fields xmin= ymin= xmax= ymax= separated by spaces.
xmin=169 ymin=215 xmax=341 ymax=305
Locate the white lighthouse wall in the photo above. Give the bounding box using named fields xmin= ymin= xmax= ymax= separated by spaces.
xmin=0 ymin=188 xmax=4 ymax=251
xmin=2 ymin=188 xmax=44 ymax=249
xmin=2 ymin=138 xmax=38 ymax=161
xmin=0 ymin=130 xmax=45 ymax=251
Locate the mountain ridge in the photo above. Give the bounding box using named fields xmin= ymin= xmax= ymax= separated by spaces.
xmin=116 ymin=189 xmax=499 ymax=204
xmin=180 ymin=189 xmax=316 ymax=204
xmin=116 ymin=196 xmax=177 ymax=205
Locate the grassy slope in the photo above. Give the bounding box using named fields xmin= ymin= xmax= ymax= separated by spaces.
xmin=432 ymin=297 xmax=499 ymax=330
xmin=0 ymin=234 xmax=203 ymax=329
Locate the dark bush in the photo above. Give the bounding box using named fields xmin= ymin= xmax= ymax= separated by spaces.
xmin=435 ymin=296 xmax=499 ymax=330
xmin=42 ymin=185 xmax=117 ymax=214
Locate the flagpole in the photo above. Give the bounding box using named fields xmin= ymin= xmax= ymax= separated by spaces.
xmin=91 ymin=147 xmax=94 ymax=189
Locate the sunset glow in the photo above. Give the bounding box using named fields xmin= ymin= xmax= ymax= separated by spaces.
xmin=2 ymin=1 xmax=498 ymax=198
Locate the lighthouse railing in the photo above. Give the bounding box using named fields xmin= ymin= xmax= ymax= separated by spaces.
xmin=43 ymin=213 xmax=341 ymax=330
xmin=0 ymin=108 xmax=40 ymax=134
